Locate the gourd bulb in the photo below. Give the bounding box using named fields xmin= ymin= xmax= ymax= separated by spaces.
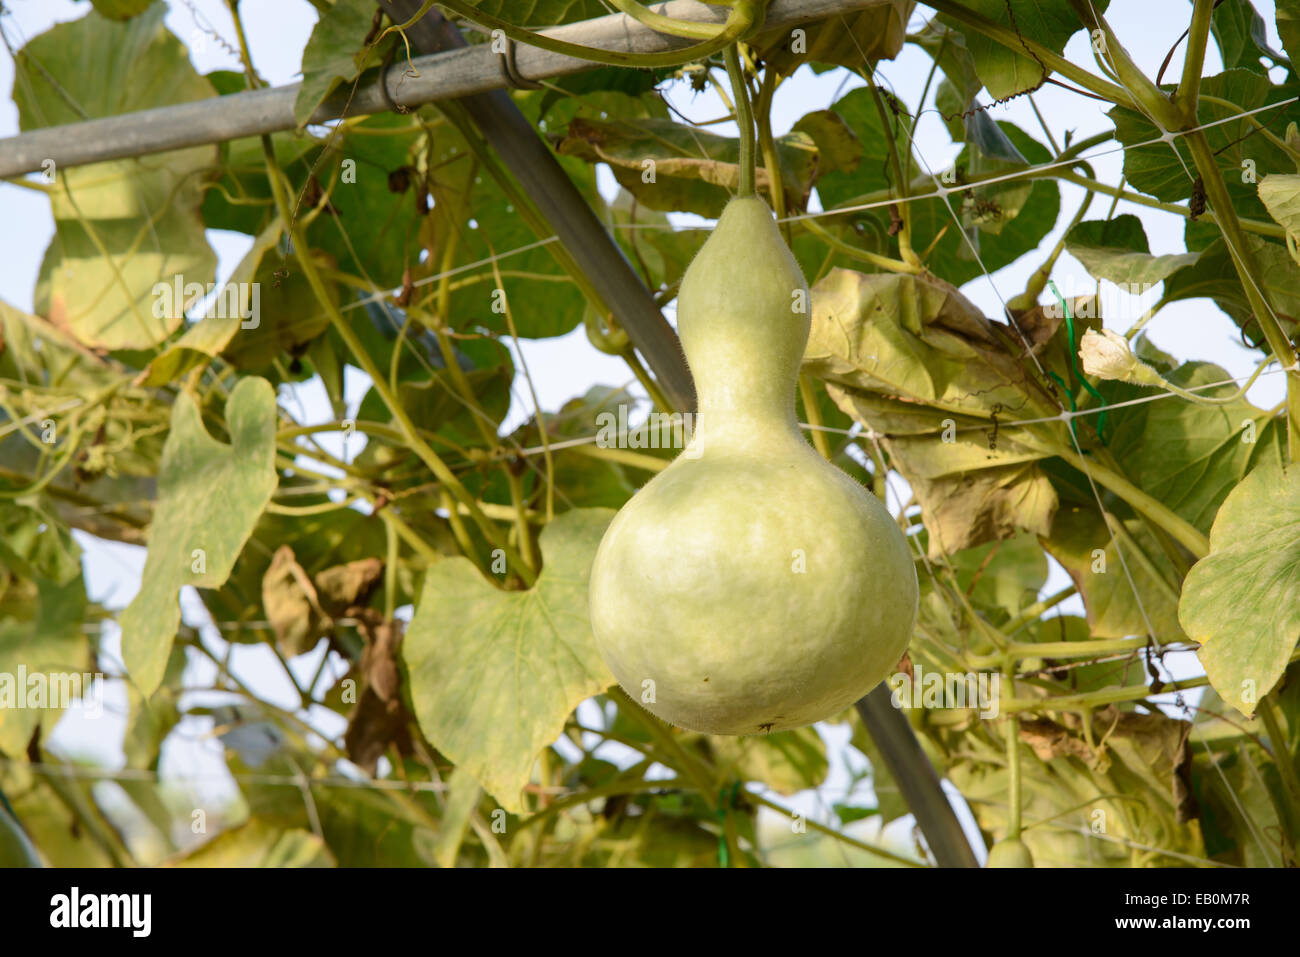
xmin=985 ymin=838 xmax=1034 ymax=868
xmin=588 ymin=197 xmax=918 ymax=735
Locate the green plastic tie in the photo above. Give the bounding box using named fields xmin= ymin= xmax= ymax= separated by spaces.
xmin=1047 ymin=280 xmax=1109 ymax=445
xmin=715 ymin=780 xmax=742 ymax=867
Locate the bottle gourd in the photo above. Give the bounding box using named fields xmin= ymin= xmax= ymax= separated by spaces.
xmin=985 ymin=837 xmax=1034 ymax=868
xmin=588 ymin=197 xmax=918 ymax=735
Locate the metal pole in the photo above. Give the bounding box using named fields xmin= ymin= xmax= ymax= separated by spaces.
xmin=378 ymin=3 xmax=979 ymax=869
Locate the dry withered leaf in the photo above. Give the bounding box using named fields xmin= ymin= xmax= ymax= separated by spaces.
xmin=343 ymin=609 xmax=413 ymax=774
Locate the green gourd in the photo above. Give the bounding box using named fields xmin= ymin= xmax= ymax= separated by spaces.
xmin=588 ymin=197 xmax=918 ymax=735
xmin=985 ymin=837 xmax=1035 ymax=868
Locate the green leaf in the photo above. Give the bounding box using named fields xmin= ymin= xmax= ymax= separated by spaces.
xmin=1065 ymin=214 xmax=1200 ymax=285
xmin=88 ymin=0 xmax=155 ymax=19
xmin=16 ymin=4 xmax=217 ymax=351
xmin=1276 ymin=0 xmax=1300 ymax=68
xmin=431 ymin=766 xmax=483 ymax=868
xmin=497 ymin=386 xmax=640 ymax=511
xmin=535 ymin=67 xmax=667 ymax=124
xmin=294 ymin=0 xmax=392 ymax=126
xmin=138 ymin=222 xmax=282 ymax=387
xmin=943 ymin=0 xmax=1103 ymax=101
xmin=556 ymin=117 xmax=820 ymax=218
xmin=910 ymin=18 xmax=982 ymax=117
xmin=0 ymin=503 xmax=83 ymax=587
xmin=816 ymin=104 xmax=1060 ymax=285
xmin=208 ymin=502 xmax=392 ymax=645
xmin=949 ymin=710 xmax=1200 ymax=867
xmin=1180 ymin=459 xmax=1300 ymax=716
xmin=460 ymin=0 xmax=609 ymax=24
xmin=119 ymin=377 xmax=278 ymax=695
xmin=1193 ymin=739 xmax=1296 ymax=865
xmin=308 ymin=112 xmax=424 ymax=293
xmin=201 ymin=131 xmax=319 ymax=236
xmin=791 ymin=110 xmax=863 ymax=178
xmin=1212 ymin=0 xmax=1275 ymax=74
xmin=404 ymin=508 xmax=616 ymax=813
xmin=219 ymin=247 xmax=336 ymax=374
xmin=424 ymin=123 xmax=590 ymax=338
xmin=1104 ymin=360 xmax=1276 ymax=535
xmin=1109 ymin=71 xmax=1298 ymax=222
xmin=946 ymin=533 xmax=1048 ymax=620
xmin=1042 ymin=504 xmax=1186 ymax=642
xmin=752 ymin=1 xmax=914 ymax=73
xmin=1163 ymin=235 xmax=1300 ymax=339
xmin=0 ymin=805 xmax=43 ymax=867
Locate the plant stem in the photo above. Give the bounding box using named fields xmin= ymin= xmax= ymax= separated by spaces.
xmin=1002 ymin=585 xmax=1077 ymax=634
xmin=863 ymin=69 xmax=919 ymax=267
xmin=798 ymin=216 xmax=922 ymax=273
xmin=1174 ymin=0 xmax=1215 ymax=120
xmin=798 ymin=376 xmax=833 ymax=459
xmin=1182 ymin=130 xmax=1300 ymax=461
xmin=754 ymin=63 xmax=787 ymax=235
xmin=746 ymin=791 xmax=924 ymax=867
xmin=607 ymin=687 xmax=718 ymax=803
xmin=1006 ymin=710 xmax=1022 ymax=840
xmin=1055 ymin=447 xmax=1209 ymax=557
xmin=255 ymin=138 xmax=533 ymax=583
xmin=436 ymin=0 xmax=760 ymax=70
xmin=1258 ymin=693 xmax=1300 ymax=807
xmin=604 ymin=0 xmax=725 ymax=40
xmin=725 ymin=44 xmax=756 ymax=198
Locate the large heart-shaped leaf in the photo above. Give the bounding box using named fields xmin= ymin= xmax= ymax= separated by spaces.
xmin=942 ymin=0 xmax=1106 ymax=101
xmin=1109 ymin=70 xmax=1297 ymax=222
xmin=119 ymin=377 xmax=278 ymax=695
xmin=16 ymin=4 xmax=217 ymax=351
xmin=804 ymin=267 xmax=1062 ymax=555
xmin=403 ymin=508 xmax=615 ymax=813
xmin=1179 ymin=459 xmax=1300 ymax=716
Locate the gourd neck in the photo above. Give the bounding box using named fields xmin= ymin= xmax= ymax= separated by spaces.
xmin=675 ymin=197 xmax=811 ymax=456
xmin=692 ymin=382 xmax=802 ymax=450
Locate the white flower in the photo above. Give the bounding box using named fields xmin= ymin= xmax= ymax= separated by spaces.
xmin=1078 ymin=328 xmax=1162 ymax=385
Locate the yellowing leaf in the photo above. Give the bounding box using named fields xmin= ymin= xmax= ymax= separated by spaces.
xmin=403 ymin=509 xmax=616 ymax=813
xmin=16 ymin=5 xmax=217 ymax=350
xmin=1179 ymin=459 xmax=1300 ymax=716
xmin=1259 ymin=173 xmax=1300 ymax=265
xmin=557 ymin=117 xmax=818 ymax=217
xmin=806 ymin=269 xmax=1061 ymax=556
xmin=120 ymin=377 xmax=278 ymax=695
xmin=171 ymin=821 xmax=334 ymax=867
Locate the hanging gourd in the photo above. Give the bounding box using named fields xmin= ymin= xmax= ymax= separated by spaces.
xmin=587 ymin=45 xmax=918 ymax=735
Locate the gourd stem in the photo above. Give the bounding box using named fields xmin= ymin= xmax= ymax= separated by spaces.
xmin=1006 ymin=708 xmax=1022 ymax=840
xmin=724 ymin=43 xmax=756 ymax=198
